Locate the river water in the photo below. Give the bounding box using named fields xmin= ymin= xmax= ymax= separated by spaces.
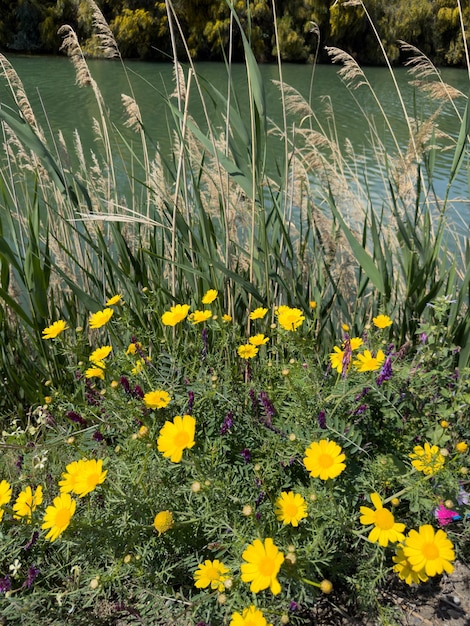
xmin=2 ymin=54 xmax=470 ymax=233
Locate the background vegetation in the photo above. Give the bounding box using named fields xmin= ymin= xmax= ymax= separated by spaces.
xmin=1 ymin=0 xmax=470 ymax=65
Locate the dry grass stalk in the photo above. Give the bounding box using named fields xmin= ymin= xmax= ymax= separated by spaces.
xmin=325 ymin=47 xmax=368 ymax=90
xmin=58 ymin=25 xmax=93 ymax=87
xmin=121 ymin=94 xmax=142 ymax=132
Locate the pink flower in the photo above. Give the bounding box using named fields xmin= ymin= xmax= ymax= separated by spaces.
xmin=435 ymin=502 xmax=459 ymax=526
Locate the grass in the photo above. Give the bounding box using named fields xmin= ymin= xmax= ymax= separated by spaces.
xmin=0 ymin=0 xmax=469 ymax=624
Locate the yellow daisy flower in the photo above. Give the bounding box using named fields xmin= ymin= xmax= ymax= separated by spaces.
xmin=276 ymin=305 xmax=305 ymax=331
xmin=249 ymin=307 xmax=269 ymax=320
xmin=330 ymin=346 xmax=346 ymax=374
xmin=193 ymin=559 xmax=229 ymax=592
xmin=249 ymin=334 xmax=269 ymax=346
xmin=373 ymin=314 xmax=393 ymax=329
xmin=42 ymin=492 xmax=76 ymax=542
xmin=89 ymin=308 xmax=113 ymax=329
xmin=59 ymin=460 xmax=87 ymax=494
xmin=153 ymin=510 xmax=174 ymax=535
xmin=409 ymin=442 xmax=445 ymax=475
xmin=157 ymin=414 xmax=196 ymax=463
xmin=13 ymin=485 xmax=43 ymax=522
xmin=238 ymin=344 xmax=259 ymax=359
xmin=73 ymin=459 xmax=107 ymax=498
xmin=222 ymin=314 xmax=233 ymax=322
xmin=403 ymin=525 xmax=455 ymax=577
xmin=353 ymin=349 xmax=385 ymax=372
xmin=230 ymin=605 xmax=273 ymax=626
xmin=201 ymin=289 xmax=218 ymax=304
xmin=0 ymin=479 xmax=12 ymax=521
xmin=105 ymin=294 xmax=122 ymax=306
xmin=275 ymin=491 xmax=308 ymax=526
xmin=359 ymin=492 xmax=406 ymax=547
xmin=143 ymin=390 xmax=171 ymax=410
xmin=89 ymin=346 xmax=112 ymax=363
xmin=161 ymin=304 xmax=190 ymax=326
xmin=126 ymin=341 xmax=142 ymax=355
xmin=85 ymin=365 xmax=105 ymax=380
xmin=189 ymin=310 xmax=212 ymax=324
xmin=456 ymin=441 xmax=468 ymax=454
xmin=240 ymin=537 xmax=284 ymax=595
xmin=392 ymin=546 xmax=429 ymax=586
xmin=42 ymin=320 xmax=68 ymax=339
xmin=303 ymin=439 xmax=346 ymax=480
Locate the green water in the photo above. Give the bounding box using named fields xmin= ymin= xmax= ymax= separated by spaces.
xmin=2 ymin=54 xmax=470 ymax=230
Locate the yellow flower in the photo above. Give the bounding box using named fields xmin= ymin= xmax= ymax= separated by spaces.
xmin=303 ymin=439 xmax=346 ymax=480
xmin=276 ymin=305 xmax=305 ymax=331
xmin=230 ymin=605 xmax=273 ymax=626
xmin=85 ymin=365 xmax=105 ymax=380
xmin=0 ymin=479 xmax=12 ymax=521
xmin=157 ymin=414 xmax=196 ymax=463
xmin=89 ymin=308 xmax=113 ymax=329
xmin=59 ymin=459 xmax=87 ymax=494
xmin=126 ymin=341 xmax=142 ymax=355
xmin=359 ymin=492 xmax=406 ymax=547
xmin=275 ymin=491 xmax=308 ymax=526
xmin=202 ymin=289 xmax=218 ymax=304
xmin=161 ymin=304 xmax=190 ymax=326
xmin=249 ymin=334 xmax=269 ymax=346
xmin=194 ymin=559 xmax=230 ymax=592
xmin=42 ymin=320 xmax=68 ymax=339
xmin=403 ymin=525 xmax=455 ymax=577
xmin=89 ymin=346 xmax=112 ymax=363
xmin=392 ymin=546 xmax=429 ymax=585
xmin=309 ymin=301 xmax=317 ymax=310
xmin=105 ymin=294 xmax=122 ymax=306
xmin=153 ymin=510 xmax=174 ymax=535
xmin=373 ymin=314 xmax=392 ymax=329
xmin=330 ymin=346 xmax=346 ymax=374
xmin=42 ymin=492 xmax=76 ymax=542
xmin=238 ymin=344 xmax=259 ymax=359
xmin=456 ymin=441 xmax=468 ymax=454
xmin=73 ymin=459 xmax=107 ymax=497
xmin=13 ymin=485 xmax=43 ymax=522
xmin=353 ymin=349 xmax=385 ymax=372
xmin=222 ymin=314 xmax=232 ymax=322
xmin=249 ymin=307 xmax=268 ymax=320
xmin=143 ymin=390 xmax=171 ymax=410
xmin=189 ymin=310 xmax=212 ymax=324
xmin=409 ymin=442 xmax=445 ymax=475
xmin=350 ymin=337 xmax=363 ymax=350
xmin=240 ymin=537 xmax=284 ymax=595
xmin=131 ymin=358 xmax=148 ymax=375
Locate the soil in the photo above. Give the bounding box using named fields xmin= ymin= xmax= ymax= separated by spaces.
xmin=306 ymin=560 xmax=470 ymax=626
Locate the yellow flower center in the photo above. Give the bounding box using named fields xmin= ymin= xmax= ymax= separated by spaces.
xmin=206 ymin=567 xmax=220 ymax=580
xmin=422 ymin=542 xmax=439 ymax=560
xmin=55 ymin=508 xmax=72 ymax=528
xmin=318 ymin=453 xmax=333 ymax=469
xmin=284 ymin=503 xmax=299 ymax=518
xmin=259 ymin=556 xmax=275 ymax=576
xmin=375 ymin=508 xmax=394 ymax=530
xmin=86 ymin=472 xmax=99 ymax=488
xmin=174 ymin=431 xmax=190 ymax=447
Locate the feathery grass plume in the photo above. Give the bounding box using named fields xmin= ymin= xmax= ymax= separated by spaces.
xmin=325 ymin=47 xmax=368 ymax=91
xmin=121 ymin=94 xmax=142 ymax=133
xmin=0 ymin=54 xmax=43 ymax=139
xmin=400 ymin=41 xmax=464 ymax=109
xmin=87 ymin=0 xmax=120 ymax=59
xmin=58 ymin=25 xmax=92 ymax=87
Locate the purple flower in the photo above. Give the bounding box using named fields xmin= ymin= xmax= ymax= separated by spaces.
xmin=241 ymin=448 xmax=251 ymax=463
xmin=120 ymin=376 xmax=131 ymax=394
xmin=458 ymin=486 xmax=469 ymax=506
xmin=93 ymin=429 xmax=104 ymax=442
xmin=289 ymin=601 xmax=299 ymax=612
xmin=0 ymin=576 xmax=11 ymax=593
xmin=220 ymin=411 xmax=233 ymax=435
xmin=132 ymin=385 xmax=144 ymax=399
xmin=318 ymin=411 xmax=326 ymax=429
xmin=376 ymin=355 xmax=393 ymax=386
xmin=15 ymin=455 xmax=23 ymax=472
xmin=353 ymin=404 xmax=368 ymax=416
xmin=187 ymin=391 xmax=195 ymax=415
xmin=23 ymin=531 xmax=39 ymax=551
xmin=259 ymin=391 xmax=275 ymax=425
xmin=420 ymin=332 xmax=427 ymax=344
xmin=201 ymin=327 xmax=208 ymax=358
xmin=22 ymin=565 xmax=39 ymax=589
xmin=249 ymin=388 xmax=259 ymax=417
xmin=66 ymin=411 xmax=87 ymax=426
xmin=255 ymin=491 xmax=265 ymax=507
